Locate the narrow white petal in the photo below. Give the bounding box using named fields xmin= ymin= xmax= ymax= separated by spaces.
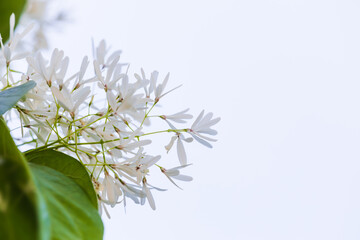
xmin=165 ymin=108 xmax=193 ymax=123
xmin=158 ymin=84 xmax=182 ymax=100
xmin=73 ymin=87 xmax=90 ymax=112
xmin=190 ymin=133 xmax=213 ymax=148
xmin=165 ymin=135 xmax=177 ymax=152
xmin=195 ymin=117 xmax=221 ymax=131
xmin=106 ymin=91 xmax=117 ymax=112
xmin=166 ymin=169 xmax=180 ymax=176
xmin=167 ymin=164 xmax=193 ymax=171
xmin=172 ymin=174 xmax=193 ymax=181
xmin=164 ymin=119 xmax=177 ymax=130
xmin=57 ymin=57 xmax=69 ymax=81
xmin=164 ymin=174 xmax=182 ymax=190
xmin=194 ymin=132 xmax=217 ymax=142
xmin=197 ymin=129 xmax=218 ymax=135
xmin=191 ymin=110 xmax=205 ymax=129
xmin=144 ymin=184 xmax=156 ymax=210
xmin=51 ymin=86 xmax=72 ymax=111
xmin=93 ymin=60 xmax=104 ymax=85
xmin=3 ymin=46 xmax=11 ymax=62
xmin=177 ymin=138 xmax=187 ymax=165
xmin=182 ymin=137 xmax=193 ymax=143
xmin=101 ymin=202 xmax=111 ymax=219
xmin=79 ymin=56 xmax=89 ymax=81
xmin=123 ymin=139 xmax=152 ymax=151
xmin=147 ymin=184 xmax=167 ymax=191
xmin=9 ymin=13 xmax=15 ymax=40
xmin=145 ymin=155 xmax=161 ymax=168
xmin=149 ymin=71 xmax=158 ymax=95
xmin=105 ymin=177 xmax=116 ymax=204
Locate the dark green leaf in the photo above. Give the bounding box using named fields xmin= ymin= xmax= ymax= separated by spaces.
xmin=0 ymin=117 xmax=47 ymax=240
xmin=26 ymin=149 xmax=99 ymax=209
xmin=0 ymin=0 xmax=27 ymax=43
xmin=0 ymin=118 xmax=104 ymax=240
xmin=29 ymin=163 xmax=104 ymax=240
xmin=0 ymin=80 xmax=36 ymax=115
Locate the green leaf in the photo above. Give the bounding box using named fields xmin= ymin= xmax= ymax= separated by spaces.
xmin=26 ymin=149 xmax=99 ymax=209
xmin=0 ymin=80 xmax=36 ymax=115
xmin=0 ymin=117 xmax=46 ymax=240
xmin=0 ymin=0 xmax=27 ymax=43
xmin=29 ymin=163 xmax=104 ymax=240
xmin=0 ymin=118 xmax=104 ymax=240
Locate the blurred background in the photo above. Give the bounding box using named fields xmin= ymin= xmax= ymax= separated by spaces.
xmin=35 ymin=0 xmax=360 ymax=239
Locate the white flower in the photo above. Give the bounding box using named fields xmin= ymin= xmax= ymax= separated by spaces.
xmin=93 ymin=54 xmax=120 ymax=91
xmin=134 ymin=68 xmax=157 ymax=98
xmin=134 ymin=155 xmax=161 ymax=181
xmin=27 ymin=48 xmax=69 ymax=87
xmin=93 ymin=39 xmax=122 ymax=68
xmin=135 ymin=69 xmax=181 ymax=103
xmin=107 ymin=128 xmax=152 ymax=155
xmin=0 ymin=14 xmax=33 ymax=65
xmin=115 ymin=154 xmax=161 ymax=184
xmin=107 ymin=86 xmax=149 ymax=122
xmin=111 ymin=149 xmax=144 ymax=183
xmin=116 ymin=179 xmax=145 ymax=207
xmin=187 ymin=110 xmax=221 ymax=148
xmin=51 ymin=85 xmax=90 ymax=118
xmin=160 ymin=108 xmax=193 ymax=124
xmin=161 ymin=164 xmax=193 ymax=189
xmin=70 ymin=56 xmax=91 ymax=90
xmin=154 ymin=73 xmax=182 ymax=103
xmin=101 ymin=171 xmax=122 ymax=207
xmin=141 ymin=177 xmax=156 ymax=210
xmin=165 ymin=133 xmax=193 ymax=165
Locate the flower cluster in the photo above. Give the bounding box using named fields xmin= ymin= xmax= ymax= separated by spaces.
xmin=0 ymin=13 xmax=220 ymax=216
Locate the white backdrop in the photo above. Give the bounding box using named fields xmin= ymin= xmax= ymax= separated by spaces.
xmin=47 ymin=0 xmax=360 ymax=239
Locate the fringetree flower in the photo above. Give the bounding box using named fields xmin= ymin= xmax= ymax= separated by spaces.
xmin=165 ymin=133 xmax=193 ymax=165
xmin=1 ymin=12 xmax=220 ymax=216
xmin=187 ymin=110 xmax=221 ymax=148
xmin=160 ymin=164 xmax=193 ymax=189
xmin=160 ymin=108 xmax=193 ymax=124
xmin=0 ymin=13 xmax=33 ymax=66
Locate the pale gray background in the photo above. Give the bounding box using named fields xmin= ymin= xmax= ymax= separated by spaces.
xmin=48 ymin=0 xmax=360 ymax=239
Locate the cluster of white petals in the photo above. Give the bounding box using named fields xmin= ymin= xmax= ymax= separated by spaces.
xmin=0 ymin=14 xmax=220 ymax=215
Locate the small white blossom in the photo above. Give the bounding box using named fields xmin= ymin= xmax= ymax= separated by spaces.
xmin=0 ymin=14 xmax=33 ymax=65
xmin=93 ymin=39 xmax=122 ymax=68
xmin=93 ymin=54 xmax=120 ymax=91
xmin=27 ymin=49 xmax=69 ymax=87
xmin=188 ymin=110 xmax=221 ymax=148
xmin=113 ymin=128 xmax=152 ymax=154
xmin=51 ymin=85 xmax=90 ymax=118
xmin=153 ymin=73 xmax=182 ymax=103
xmin=135 ymin=68 xmax=161 ymax=99
xmin=101 ymin=171 xmax=122 ymax=207
xmin=161 ymin=164 xmax=193 ymax=189
xmin=165 ymin=133 xmax=193 ymax=165
xmin=141 ymin=177 xmax=156 ymax=210
xmin=161 ymin=108 xmax=193 ymax=124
